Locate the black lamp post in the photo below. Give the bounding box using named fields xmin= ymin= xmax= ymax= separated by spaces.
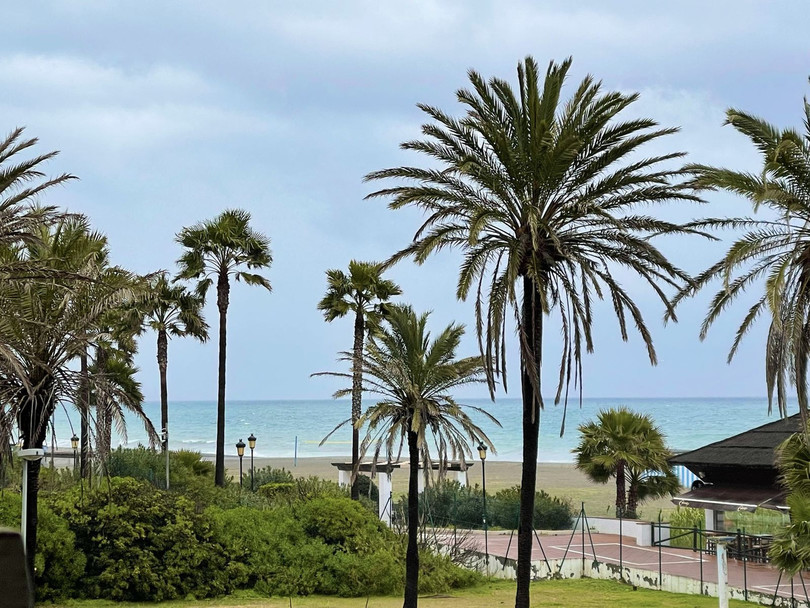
xmin=71 ymin=434 xmax=79 ymax=475
xmin=248 ymin=433 xmax=256 ymax=491
xmin=236 ymin=439 xmax=246 ymax=488
xmin=478 ymin=441 xmax=488 ymax=573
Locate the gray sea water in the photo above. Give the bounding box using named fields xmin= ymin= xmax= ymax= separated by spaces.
xmin=46 ymin=396 xmax=795 ymax=463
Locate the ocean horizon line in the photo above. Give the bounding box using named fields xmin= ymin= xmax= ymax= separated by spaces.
xmin=155 ymin=395 xmax=782 ymax=404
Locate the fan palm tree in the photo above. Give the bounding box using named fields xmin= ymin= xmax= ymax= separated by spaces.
xmin=324 ymin=304 xmax=496 ymax=608
xmin=176 ymin=209 xmax=272 ymax=487
xmin=0 ymin=217 xmax=156 ymax=572
xmin=317 ymin=260 xmax=401 ymax=500
xmin=365 ymin=56 xmax=698 ymax=606
xmin=140 ymin=271 xmax=209 ymax=452
xmin=573 ymin=407 xmax=676 ymax=518
xmin=676 ymin=99 xmax=810 ymax=423
xmin=0 ymin=127 xmax=73 ymax=278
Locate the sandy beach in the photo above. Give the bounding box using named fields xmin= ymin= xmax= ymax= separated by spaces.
xmin=223 ymin=456 xmax=677 ymax=520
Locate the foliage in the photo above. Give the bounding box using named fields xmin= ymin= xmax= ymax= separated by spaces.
xmin=394 ymin=481 xmax=573 ymax=530
xmin=48 ymin=477 xmax=234 ymax=601
xmin=250 ymin=465 xmax=294 ymax=487
xmin=667 ymin=507 xmax=704 ymax=549
xmin=678 ymin=98 xmax=810 ymax=420
xmin=769 ymin=432 xmax=810 ymax=573
xmin=0 ymin=493 xmax=85 ymax=601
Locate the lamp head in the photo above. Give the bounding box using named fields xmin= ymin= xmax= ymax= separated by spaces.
xmin=71 ymin=435 xmax=79 ymax=450
xmin=236 ymin=439 xmax=246 ymax=457
xmin=248 ymin=433 xmax=256 ymax=450
xmin=477 ymin=442 xmax=487 ymax=461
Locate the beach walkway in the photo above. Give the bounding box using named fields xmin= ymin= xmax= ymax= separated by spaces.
xmin=464 ymin=529 xmax=810 ymax=606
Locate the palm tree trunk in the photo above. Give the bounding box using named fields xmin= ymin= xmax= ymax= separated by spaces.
xmin=350 ymin=310 xmax=365 ymax=501
xmin=626 ymin=474 xmax=638 ymax=519
xmin=515 ymin=275 xmax=542 ymax=608
xmin=616 ymin=460 xmax=627 ymax=517
xmin=79 ymin=349 xmax=90 ymax=479
xmin=96 ymin=347 xmax=111 ymax=462
xmin=157 ymin=329 xmax=169 ymax=451
xmin=19 ymin=385 xmax=51 ymax=584
xmin=214 ymin=272 xmax=230 ymax=487
xmin=404 ymin=429 xmax=420 ymax=608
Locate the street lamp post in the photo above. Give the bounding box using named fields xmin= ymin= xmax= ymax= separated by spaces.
xmin=248 ymin=433 xmax=256 ymax=492
xmin=478 ymin=442 xmax=488 ymax=574
xmin=236 ymin=439 xmax=245 ymax=488
xmin=162 ymin=427 xmax=169 ymax=490
xmin=70 ymin=434 xmax=79 ymax=476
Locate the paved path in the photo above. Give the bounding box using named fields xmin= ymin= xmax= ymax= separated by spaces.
xmin=460 ymin=529 xmax=810 ymax=604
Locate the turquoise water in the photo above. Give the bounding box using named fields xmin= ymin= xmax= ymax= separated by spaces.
xmin=47 ymin=396 xmax=794 ymax=463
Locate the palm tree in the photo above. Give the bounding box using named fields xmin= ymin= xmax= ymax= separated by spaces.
xmin=365 ymin=56 xmax=698 ymax=607
xmin=326 ymin=304 xmax=496 ymax=608
xmin=317 ymin=260 xmax=401 ymax=500
xmin=676 ymin=99 xmax=810 ymax=423
xmin=140 ymin=272 xmax=209 ymax=452
xmin=0 ymin=217 xmax=156 ymax=572
xmin=573 ymin=407 xmax=676 ymax=518
xmin=176 ymin=209 xmax=272 ymax=487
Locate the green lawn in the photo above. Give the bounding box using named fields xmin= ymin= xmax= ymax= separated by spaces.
xmin=46 ymin=579 xmax=750 ymax=607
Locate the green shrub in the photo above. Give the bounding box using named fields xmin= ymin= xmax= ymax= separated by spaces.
xmin=0 ymin=493 xmax=85 ymax=601
xmin=667 ymin=506 xmax=704 ymax=549
xmin=250 ymin=465 xmax=294 ymax=489
xmin=48 ymin=477 xmax=234 ymax=601
xmin=395 ymin=481 xmax=574 ymax=530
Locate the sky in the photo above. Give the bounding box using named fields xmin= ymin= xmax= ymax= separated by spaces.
xmin=2 ymin=1 xmax=809 ymax=402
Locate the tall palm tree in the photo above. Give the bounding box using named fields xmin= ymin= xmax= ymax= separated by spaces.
xmin=676 ymin=99 xmax=810 ymax=423
xmin=365 ymin=56 xmax=698 ymax=607
xmin=0 ymin=217 xmax=156 ymax=572
xmin=573 ymin=407 xmax=676 ymax=518
xmin=333 ymin=304 xmax=496 ymax=608
xmin=176 ymin=209 xmax=272 ymax=487
xmin=317 ymin=260 xmax=401 ymax=500
xmin=140 ymin=271 xmax=209 ymax=452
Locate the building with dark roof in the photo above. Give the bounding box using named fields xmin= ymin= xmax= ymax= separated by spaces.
xmin=669 ymin=414 xmax=799 ymax=529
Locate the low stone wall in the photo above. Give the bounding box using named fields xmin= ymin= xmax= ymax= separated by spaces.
xmin=463 ymin=552 xmax=806 ymax=607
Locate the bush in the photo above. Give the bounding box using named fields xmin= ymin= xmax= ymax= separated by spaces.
xmin=667 ymin=506 xmax=705 ymax=549
xmin=250 ymin=465 xmax=294 ymax=489
xmin=394 ymin=481 xmax=574 ymax=530
xmin=48 ymin=477 xmax=235 ymax=601
xmin=0 ymin=493 xmax=85 ymax=601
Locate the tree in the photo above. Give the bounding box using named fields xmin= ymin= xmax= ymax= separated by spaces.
xmin=140 ymin=271 xmax=209 ymax=453
xmin=326 ymin=304 xmax=495 ymax=608
xmin=317 ymin=260 xmax=401 ymax=500
xmin=0 ymin=217 xmax=156 ymax=573
xmin=573 ymin=407 xmax=677 ymax=518
xmin=176 ymin=209 xmax=272 ymax=487
xmin=365 ymin=56 xmax=697 ymax=607
xmin=677 ymin=98 xmax=810 ymax=423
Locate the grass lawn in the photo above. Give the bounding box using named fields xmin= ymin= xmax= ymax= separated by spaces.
xmin=46 ymin=578 xmax=750 ymax=607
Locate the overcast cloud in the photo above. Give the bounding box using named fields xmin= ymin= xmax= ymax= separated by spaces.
xmin=3 ymin=1 xmax=808 ymax=401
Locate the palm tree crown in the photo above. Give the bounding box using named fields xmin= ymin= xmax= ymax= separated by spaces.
xmin=679 ymin=100 xmax=810 ymax=421
xmin=365 ymin=56 xmax=698 ymax=607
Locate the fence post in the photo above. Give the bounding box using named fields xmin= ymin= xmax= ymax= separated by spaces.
xmin=698 ymin=523 xmax=704 ymax=593
xmin=581 ymin=502 xmax=585 ymax=576
xmin=619 ymin=510 xmax=623 ymax=577
xmin=658 ymin=513 xmax=662 ymax=588
xmin=742 ymin=526 xmax=748 ymax=602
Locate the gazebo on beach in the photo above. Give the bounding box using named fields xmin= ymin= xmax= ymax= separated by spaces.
xmin=668 ymin=414 xmax=799 ymax=530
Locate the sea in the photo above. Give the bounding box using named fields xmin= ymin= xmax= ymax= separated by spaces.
xmin=45 ymin=396 xmax=795 ymax=463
